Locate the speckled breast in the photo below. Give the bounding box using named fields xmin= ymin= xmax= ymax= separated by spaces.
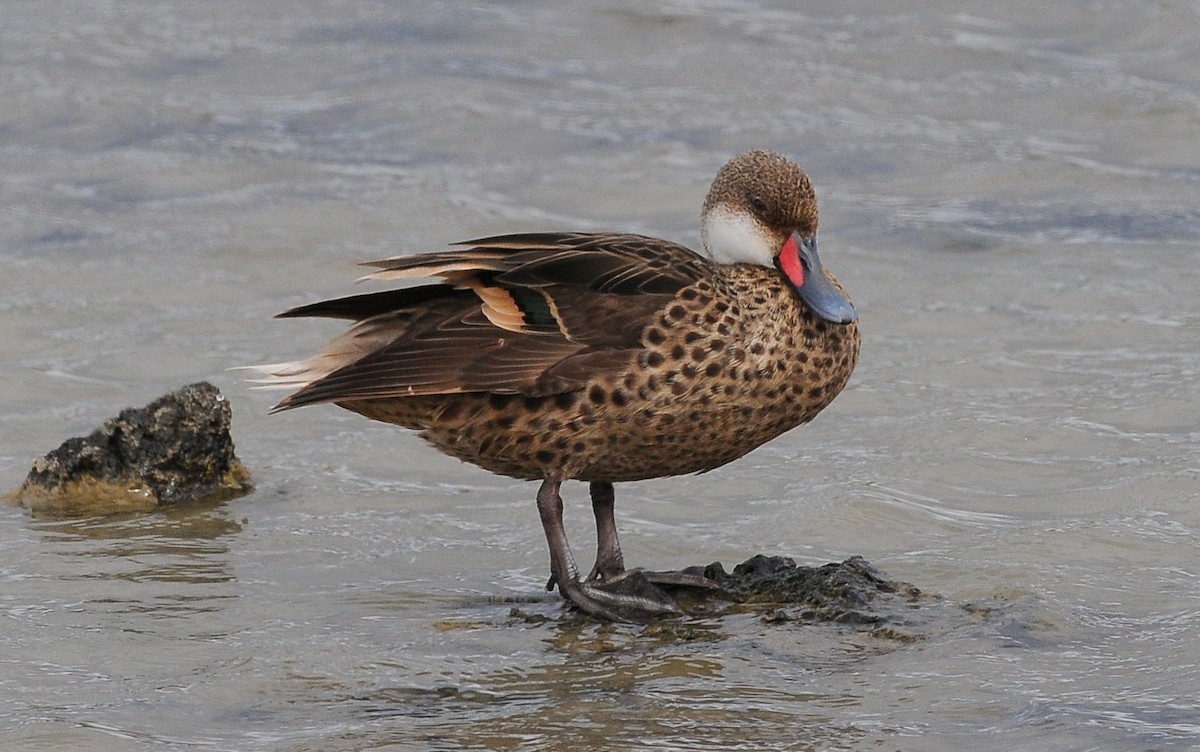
xmin=343 ymin=265 xmax=859 ymax=483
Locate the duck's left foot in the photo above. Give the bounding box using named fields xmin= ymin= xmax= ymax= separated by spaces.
xmin=581 ymin=568 xmax=719 ymax=621
xmin=555 ymin=570 xmax=682 ymax=622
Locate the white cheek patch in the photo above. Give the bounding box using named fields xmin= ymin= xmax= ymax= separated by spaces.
xmin=701 ymin=206 xmax=776 ymax=266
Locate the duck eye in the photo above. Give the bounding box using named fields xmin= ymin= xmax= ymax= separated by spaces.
xmin=749 ymin=195 xmax=768 ymax=215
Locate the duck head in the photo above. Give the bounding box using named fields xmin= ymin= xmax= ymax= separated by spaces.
xmin=700 ymin=150 xmax=858 ymax=324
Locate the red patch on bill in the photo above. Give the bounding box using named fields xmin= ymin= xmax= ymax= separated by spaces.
xmin=777 ymin=234 xmax=806 ymax=287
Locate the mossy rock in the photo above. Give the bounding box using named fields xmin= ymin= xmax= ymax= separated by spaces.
xmin=8 ymin=382 xmax=253 ymax=517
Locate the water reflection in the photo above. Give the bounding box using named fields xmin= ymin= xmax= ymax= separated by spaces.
xmin=31 ymin=503 xmax=242 ymax=616
xmin=36 ymin=500 xmax=241 ymax=547
xmin=334 ymin=619 xmax=872 ymax=751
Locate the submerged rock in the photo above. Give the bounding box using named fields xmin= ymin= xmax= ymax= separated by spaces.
xmin=507 ymin=554 xmax=936 ymax=640
xmin=693 ymin=554 xmax=927 ymax=629
xmin=7 ymin=382 xmax=253 ymax=517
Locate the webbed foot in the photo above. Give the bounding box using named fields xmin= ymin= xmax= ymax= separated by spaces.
xmin=535 ymin=480 xmax=718 ymax=622
xmin=558 ymin=569 xmax=681 ymax=622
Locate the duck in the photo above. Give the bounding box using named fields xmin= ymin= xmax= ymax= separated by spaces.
xmin=250 ymin=149 xmax=860 ymax=622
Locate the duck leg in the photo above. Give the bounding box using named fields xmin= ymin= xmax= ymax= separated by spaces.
xmin=535 ymin=480 xmax=679 ymax=622
xmin=586 ymin=481 xmax=718 ymax=591
xmin=586 ymin=481 xmax=624 ymax=582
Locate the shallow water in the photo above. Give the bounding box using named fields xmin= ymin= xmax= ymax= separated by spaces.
xmin=2 ymin=2 xmax=1199 ymax=750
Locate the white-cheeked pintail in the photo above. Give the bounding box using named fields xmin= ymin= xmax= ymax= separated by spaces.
xmin=251 ymin=149 xmax=860 ymax=621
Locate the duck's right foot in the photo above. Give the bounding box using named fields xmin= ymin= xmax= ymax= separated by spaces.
xmin=639 ymin=567 xmax=721 ymax=590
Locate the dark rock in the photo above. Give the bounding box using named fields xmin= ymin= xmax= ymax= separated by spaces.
xmin=7 ymin=382 xmax=253 ymax=517
xmin=706 ymin=554 xmax=922 ymax=617
xmin=660 ymin=554 xmax=931 ymax=635
xmin=509 ymin=554 xmax=937 ymax=639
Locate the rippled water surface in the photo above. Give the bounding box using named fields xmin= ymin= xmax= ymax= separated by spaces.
xmin=3 ymin=2 xmax=1198 ymax=750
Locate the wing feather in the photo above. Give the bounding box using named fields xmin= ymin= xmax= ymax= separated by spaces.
xmin=264 ymin=232 xmax=710 ymax=410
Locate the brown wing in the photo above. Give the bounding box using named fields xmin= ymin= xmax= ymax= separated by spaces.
xmin=270 ymin=233 xmax=710 ymax=411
